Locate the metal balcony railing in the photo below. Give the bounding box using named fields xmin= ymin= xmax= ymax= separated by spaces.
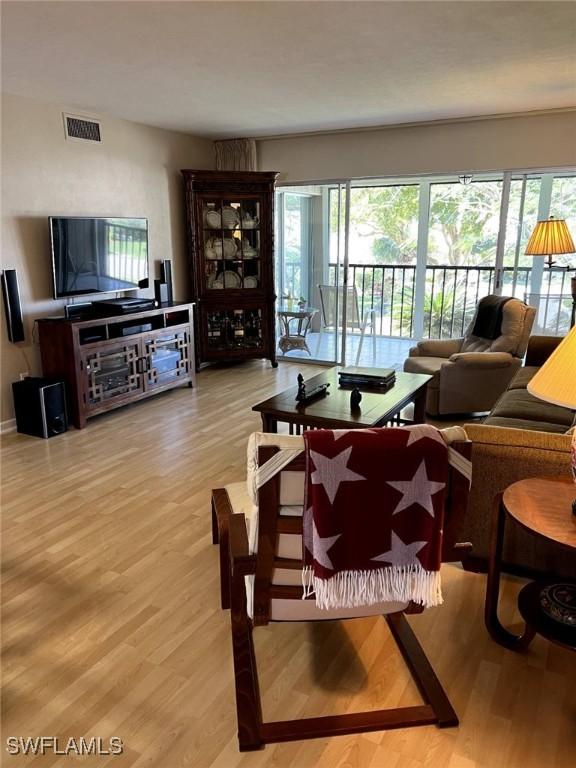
xmin=280 ymin=261 xmax=571 ymax=338
xmin=323 ymin=263 xmax=572 ymax=338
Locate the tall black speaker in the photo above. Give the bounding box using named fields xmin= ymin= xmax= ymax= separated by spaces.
xmin=160 ymin=260 xmax=173 ymax=304
xmin=12 ymin=378 xmax=68 ymax=439
xmin=1 ymin=269 xmax=25 ymax=343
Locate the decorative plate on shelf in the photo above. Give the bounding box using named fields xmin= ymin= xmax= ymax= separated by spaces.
xmin=222 ymin=270 xmax=241 ymax=288
xmin=205 ymin=209 xmax=222 ymax=229
xmin=243 ymin=276 xmax=258 ymax=289
xmin=222 ymin=238 xmax=238 ymax=259
xmin=221 ymin=206 xmax=240 ymax=229
xmin=540 ymin=583 xmax=576 ymax=626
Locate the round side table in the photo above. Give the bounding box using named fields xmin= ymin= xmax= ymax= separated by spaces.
xmin=484 ymin=477 xmax=576 ymax=651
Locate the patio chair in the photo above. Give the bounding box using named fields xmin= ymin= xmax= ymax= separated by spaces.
xmin=316 ymin=284 xmax=376 ymax=364
xmin=403 ymin=295 xmax=536 ymax=416
xmin=211 ymin=429 xmax=472 ymax=751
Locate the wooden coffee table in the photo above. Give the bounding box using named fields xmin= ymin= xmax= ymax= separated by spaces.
xmin=485 ymin=477 xmax=576 ymax=651
xmin=252 ymin=369 xmax=431 ymax=433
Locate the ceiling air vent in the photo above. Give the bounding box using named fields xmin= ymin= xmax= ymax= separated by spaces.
xmin=63 ymin=113 xmax=102 ymax=143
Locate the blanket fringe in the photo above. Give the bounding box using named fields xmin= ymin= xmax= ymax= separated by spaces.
xmin=302 ymin=565 xmax=442 ymax=609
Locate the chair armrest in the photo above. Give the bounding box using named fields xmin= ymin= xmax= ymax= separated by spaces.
xmin=412 ymin=338 xmax=463 ymax=358
xmin=447 ymin=352 xmax=514 ymax=368
xmin=228 ymin=514 xmax=256 ymax=576
xmin=525 ymin=335 xmax=563 ymax=367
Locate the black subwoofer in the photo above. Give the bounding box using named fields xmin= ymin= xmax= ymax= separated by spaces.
xmin=12 ymin=378 xmax=68 ymax=438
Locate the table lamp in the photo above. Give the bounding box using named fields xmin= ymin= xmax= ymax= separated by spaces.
xmin=527 ymin=325 xmax=576 ymax=514
xmin=524 ymin=216 xmax=576 ymax=268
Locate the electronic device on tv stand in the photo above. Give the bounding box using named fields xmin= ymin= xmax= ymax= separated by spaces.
xmin=93 ymin=297 xmax=156 ymax=316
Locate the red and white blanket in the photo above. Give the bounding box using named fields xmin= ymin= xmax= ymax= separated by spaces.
xmin=302 ymin=425 xmax=449 ymax=610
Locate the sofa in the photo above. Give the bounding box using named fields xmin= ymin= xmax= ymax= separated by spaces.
xmin=462 ymin=335 xmax=575 ymax=578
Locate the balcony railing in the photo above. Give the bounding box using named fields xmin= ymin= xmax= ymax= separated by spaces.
xmin=324 ymin=263 xmax=572 ymax=338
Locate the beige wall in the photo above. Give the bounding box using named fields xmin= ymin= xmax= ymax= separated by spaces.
xmin=258 ymin=111 xmax=576 ymax=181
xmin=1 ymin=92 xmax=213 ymax=424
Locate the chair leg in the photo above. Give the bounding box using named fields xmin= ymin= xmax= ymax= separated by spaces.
xmin=230 ymin=609 xmax=457 ymax=750
xmin=386 ymin=613 xmax=458 ymax=727
xmin=355 ymin=327 xmax=366 ymax=365
xmin=370 ymin=310 xmax=376 ymax=361
xmin=230 ymin=569 xmax=264 ymax=750
xmin=211 ymin=489 xmax=232 ymax=610
xmin=315 ymin=325 xmax=323 ymax=357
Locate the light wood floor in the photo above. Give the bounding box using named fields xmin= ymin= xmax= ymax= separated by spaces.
xmin=2 ymin=361 xmax=574 ymax=768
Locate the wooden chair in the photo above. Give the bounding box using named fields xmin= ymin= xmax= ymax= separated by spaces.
xmin=212 ymin=431 xmax=472 ymax=751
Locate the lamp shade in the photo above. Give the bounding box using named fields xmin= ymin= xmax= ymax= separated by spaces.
xmin=525 ymin=217 xmax=576 ymax=256
xmin=527 ymin=325 xmax=576 ymax=409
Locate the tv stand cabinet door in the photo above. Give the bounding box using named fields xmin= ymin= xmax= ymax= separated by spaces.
xmin=80 ymin=341 xmax=144 ymax=415
xmin=142 ymin=327 xmax=194 ymax=391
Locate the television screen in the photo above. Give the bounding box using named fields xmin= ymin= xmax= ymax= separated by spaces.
xmin=50 ymin=217 xmax=149 ymax=299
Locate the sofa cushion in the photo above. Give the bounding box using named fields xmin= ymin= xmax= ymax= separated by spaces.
xmin=489 ymin=389 xmax=574 ymax=427
xmin=507 ymin=366 xmax=538 ymax=390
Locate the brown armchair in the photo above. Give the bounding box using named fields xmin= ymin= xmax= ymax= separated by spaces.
xmin=404 ymin=296 xmax=536 ymax=416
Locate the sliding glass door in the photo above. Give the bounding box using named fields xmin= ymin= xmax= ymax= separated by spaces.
xmin=275 ymin=169 xmax=576 ymax=369
xmin=503 ymin=173 xmax=575 ymax=335
xmin=425 ymin=178 xmax=505 ymax=338
xmin=275 ymin=183 xmax=347 ymax=364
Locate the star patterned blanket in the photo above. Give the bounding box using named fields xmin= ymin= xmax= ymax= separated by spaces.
xmin=302 ymin=425 xmax=449 ymax=610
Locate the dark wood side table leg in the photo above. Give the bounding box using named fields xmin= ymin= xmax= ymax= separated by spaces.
xmin=413 ymin=387 xmax=427 ymax=425
xmin=484 ymin=494 xmax=536 ymax=651
xmin=261 ymin=414 xmax=277 ymax=433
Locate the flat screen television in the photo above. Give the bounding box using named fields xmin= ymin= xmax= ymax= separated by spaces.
xmin=50 ymin=217 xmax=149 ymax=299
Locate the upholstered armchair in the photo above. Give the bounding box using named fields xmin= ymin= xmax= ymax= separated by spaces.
xmin=404 ymin=296 xmax=536 ymax=416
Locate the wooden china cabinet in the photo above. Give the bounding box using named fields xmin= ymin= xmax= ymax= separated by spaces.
xmin=181 ymin=170 xmax=279 ymax=367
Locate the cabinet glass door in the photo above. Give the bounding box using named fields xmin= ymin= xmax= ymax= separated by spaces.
xmin=144 ymin=330 xmax=191 ymax=389
xmin=204 ymin=307 xmax=264 ymax=353
xmin=83 ymin=342 xmax=141 ymax=407
xmin=202 ymin=197 xmax=262 ymax=293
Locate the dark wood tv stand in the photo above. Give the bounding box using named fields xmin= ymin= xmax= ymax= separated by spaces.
xmin=38 ymin=303 xmax=196 ymax=429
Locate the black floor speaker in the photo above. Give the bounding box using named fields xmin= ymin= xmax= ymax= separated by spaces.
xmin=12 ymin=378 xmax=68 ymax=438
xmin=1 ymin=269 xmax=25 ymax=343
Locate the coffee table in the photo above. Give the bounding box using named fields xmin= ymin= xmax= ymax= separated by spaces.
xmin=252 ymin=369 xmax=431 ymax=433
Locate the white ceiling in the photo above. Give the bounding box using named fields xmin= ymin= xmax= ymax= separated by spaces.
xmin=2 ymin=1 xmax=575 ymax=138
